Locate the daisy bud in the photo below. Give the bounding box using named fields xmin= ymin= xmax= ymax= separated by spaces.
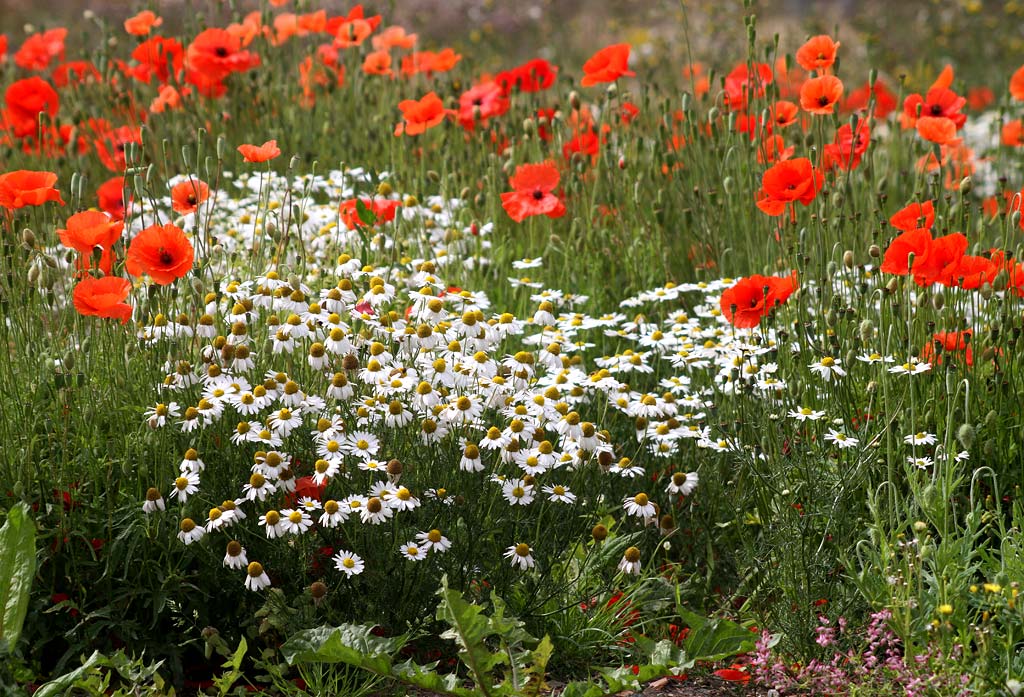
xmin=310 ymin=581 xmax=328 ymax=603
xmin=591 ymin=524 xmax=608 ymax=542
xmin=387 ymin=459 xmax=403 ymax=476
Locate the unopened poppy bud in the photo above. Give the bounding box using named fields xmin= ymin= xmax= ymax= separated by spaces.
xmin=43 ymin=254 xmax=58 ymax=268
xmin=993 ymin=270 xmax=1008 ymax=292
xmin=289 ymin=155 xmax=301 ymax=170
xmin=21 ymin=228 xmax=35 ymax=247
xmin=959 ymin=176 xmax=972 ymax=194
xmin=606 ymin=83 xmax=617 ymax=97
xmin=27 ymin=265 xmax=40 ymax=285
xmin=826 ymin=261 xmax=839 ymax=278
xmin=216 ymin=134 xmax=226 ymax=160
xmin=569 ymin=91 xmax=581 ymax=110
xmin=980 ymin=282 xmax=994 ymax=300
xmin=866 ymin=380 xmax=878 ymax=394
xmin=1014 ymin=211 xmax=1022 ymax=229
xmin=957 ymin=424 xmax=976 ymax=449
xmin=869 ymin=244 xmax=881 ymax=258
xmin=723 ymin=176 xmax=735 ymax=194
xmin=932 ymin=290 xmax=945 ymax=310
xmin=843 ymin=250 xmax=854 ymax=268
xmin=868 ymin=68 xmax=877 ymax=88
xmin=859 ymin=319 xmax=875 ymax=343
xmin=618 ymin=156 xmax=626 ymax=169
xmin=427 ymin=170 xmax=440 ymax=183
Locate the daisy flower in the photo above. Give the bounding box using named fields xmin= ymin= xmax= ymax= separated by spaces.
xmin=808 ymin=356 xmax=846 ymax=382
xmin=903 ymin=432 xmax=937 ymax=446
xmin=144 ymin=402 xmax=180 ymax=429
xmin=318 ymin=500 xmax=347 ymax=527
xmin=360 ymin=497 xmax=394 ymax=525
xmin=344 ymin=431 xmax=381 ymax=460
xmin=908 ymin=456 xmax=934 ymax=469
xmin=666 ymin=471 xmax=699 ymax=496
xmin=856 ymin=351 xmax=894 ymax=364
xmin=242 ymin=472 xmax=276 ymax=501
xmin=888 ymin=359 xmax=931 ymax=376
xmin=400 ymin=542 xmax=428 ymax=561
xmin=389 ymin=486 xmax=420 ymax=512
xmin=169 ymin=472 xmax=200 ymax=504
xmin=623 ymin=493 xmax=657 ymax=519
xmin=245 ymin=561 xmax=271 ymax=591
xmin=611 ymin=458 xmax=645 ymax=478
xmin=501 ymin=479 xmax=535 ymax=506
xmin=280 ymin=508 xmax=313 ymax=535
xmin=258 ymin=510 xmax=285 ymax=538
xmin=179 ymin=448 xmax=205 ymax=473
xmin=223 ymin=540 xmax=248 ymax=569
xmin=206 ymin=507 xmax=230 ymax=532
xmin=142 ymin=487 xmax=165 ymax=514
xmin=416 ymin=529 xmax=452 ymax=553
xmin=177 ymin=518 xmax=204 ymax=545
xmin=788 ymin=406 xmax=826 ymax=422
xmin=333 ymin=550 xmax=365 ymax=577
xmin=825 ymin=429 xmax=859 ymax=449
xmin=504 ymin=542 xmax=535 ymax=571
xmin=543 ymin=484 xmax=577 ymax=504
xmin=617 ymin=546 xmax=642 ymax=575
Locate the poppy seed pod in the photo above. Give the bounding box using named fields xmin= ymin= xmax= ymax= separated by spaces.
xmin=843 ymin=250 xmax=854 ymax=268
xmin=869 ymin=244 xmax=881 ymax=258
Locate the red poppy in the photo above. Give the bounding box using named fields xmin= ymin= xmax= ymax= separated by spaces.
xmin=843 ymin=80 xmax=898 ymax=119
xmin=823 ymin=120 xmax=871 ymax=171
xmin=911 ymin=232 xmax=968 ymax=286
xmin=338 ymin=198 xmax=401 ymax=230
xmin=57 ymin=210 xmax=123 ymax=274
xmin=714 ymin=667 xmax=750 ymax=683
xmin=14 ymin=28 xmax=67 ymax=71
xmin=939 ymin=254 xmax=998 ymax=289
xmin=72 ymin=275 xmax=133 ymax=324
xmin=372 ymin=26 xmax=417 ymax=51
xmin=0 ymin=170 xmax=64 ymax=209
xmin=890 ymin=200 xmax=934 ymax=231
xmin=400 ymin=49 xmax=461 ymax=77
xmin=1012 ymin=66 xmax=1024 ymax=101
xmin=921 ymin=330 xmax=973 ymax=367
xmin=125 ymin=223 xmax=194 ymax=285
xmin=185 ymin=28 xmax=260 ymax=84
xmin=92 ymin=124 xmax=142 ymax=172
xmin=97 ymin=176 xmax=127 ymax=220
xmin=362 ymin=50 xmax=393 ymax=77
xmin=124 ymin=10 xmax=163 ymax=36
xmin=916 ymin=116 xmax=959 ymax=145
xmin=562 ymin=131 xmax=601 ymax=163
xmin=755 ymin=158 xmax=823 ymax=217
xmin=880 ymin=228 xmax=932 ymax=275
xmin=4 ymin=77 xmax=59 ymax=138
xmin=720 ymin=272 xmax=798 ymax=328
xmin=770 ymin=100 xmax=799 ymax=128
xmin=458 ymin=81 xmax=509 ymax=130
xmin=130 ymin=36 xmax=184 ymax=85
xmin=902 ymin=88 xmax=966 ymax=129
xmin=800 ymin=75 xmax=844 ymax=115
xmin=500 ymin=161 xmax=566 ymax=223
xmin=494 ymin=58 xmax=558 ymax=95
xmin=170 ymin=179 xmax=209 ymax=214
xmin=52 ymin=61 xmax=101 ymax=88
xmin=724 ymin=62 xmax=774 ymax=111
xmin=580 ymin=43 xmax=634 ymax=87
xmin=238 ymin=140 xmax=281 ymax=163
xmin=395 ymin=92 xmax=449 ymax=136
xmin=795 ymin=35 xmax=840 ymax=73
xmin=968 ymin=86 xmax=994 ymax=111
xmin=1002 ymin=120 xmax=1024 ymax=147
xmin=150 ymin=85 xmax=186 ymax=114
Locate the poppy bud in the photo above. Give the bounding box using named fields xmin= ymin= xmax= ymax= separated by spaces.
xmin=569 ymin=91 xmax=581 ymax=110
xmin=289 ymin=155 xmax=301 ymax=170
xmin=1013 ymin=211 xmax=1022 ymax=229
xmin=885 ymin=278 xmax=899 ymax=295
xmin=958 ymin=176 xmax=972 ymax=194
xmin=723 ymin=176 xmax=735 ymax=194
xmin=618 ymin=156 xmax=626 ymax=170
xmin=957 ymin=424 xmax=976 ymax=449
xmin=993 ymin=270 xmax=1008 ymax=292
xmin=868 ymin=244 xmax=880 ymax=258
xmin=866 ymin=380 xmax=877 ymax=394
xmin=932 ymin=290 xmax=944 ymax=310
xmin=43 ymin=254 xmax=58 ymax=269
xmin=707 ymin=106 xmax=719 ymax=122
xmin=980 ymin=283 xmax=994 ymax=300
xmin=21 ymin=228 xmax=36 ymax=248
xmin=843 ymin=250 xmax=854 ymax=269
xmin=427 ymin=170 xmax=440 ymax=183
xmin=27 ymin=265 xmax=40 ymax=285
xmin=216 ymin=135 xmax=226 ymax=160
xmin=606 ymin=83 xmax=617 ymax=97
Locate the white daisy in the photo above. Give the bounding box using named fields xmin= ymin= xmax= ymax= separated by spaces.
xmin=333 ymin=549 xmax=365 ymax=577
xmin=504 ymin=542 xmax=535 ymax=570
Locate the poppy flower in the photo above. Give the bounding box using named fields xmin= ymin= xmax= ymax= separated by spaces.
xmin=399 ymin=49 xmax=461 ymax=77
xmin=92 ymin=124 xmax=142 ymax=173
xmin=130 ymin=36 xmax=184 ymax=85
xmin=724 ymin=62 xmax=774 ymax=111
xmin=333 ymin=18 xmax=374 ymax=48
xmin=494 ymin=58 xmax=558 ymax=95
xmin=170 ymin=179 xmax=210 ymax=214
xmin=325 ymin=4 xmax=382 ymax=36
xmin=770 ymin=100 xmax=799 ymax=128
xmin=238 ymin=140 xmax=281 ymax=163
xmin=823 ymin=121 xmax=871 ymax=171
xmin=57 ymin=210 xmax=123 ymax=258
xmin=580 ymin=43 xmax=634 ymax=87
xmin=125 ymin=223 xmax=194 ymax=285
xmin=562 ymin=131 xmax=601 ymax=163
xmin=362 ymin=50 xmax=393 ymax=77
xmin=97 ymin=176 xmax=127 ymax=220
xmin=0 ymin=170 xmax=64 ymax=209
xmin=338 ymin=198 xmax=401 ymax=230
xmin=394 ymin=91 xmax=449 ymax=136
xmin=757 ymin=134 xmax=794 ymax=165
xmin=500 ymin=161 xmax=566 ymax=223
xmin=800 ymin=75 xmax=844 ymax=115
xmin=720 ymin=272 xmax=798 ymax=328
xmin=14 ymin=28 xmax=67 ymax=71
xmin=921 ymin=330 xmax=973 ymax=367
xmin=52 ymin=61 xmax=101 ymax=88
xmin=714 ymin=667 xmax=750 ymax=683
xmin=150 ymin=85 xmax=186 ymax=114
xmin=72 ymin=275 xmax=133 ymax=324
xmin=916 ymin=116 xmax=959 ymax=145
xmin=843 ymin=80 xmax=898 ymax=119
xmin=1011 ymin=66 xmax=1024 ymax=101
xmin=372 ymin=25 xmax=417 ymax=51
xmin=795 ymin=34 xmax=840 ymax=73
xmin=5 ymin=77 xmax=59 ymax=138
xmin=756 ymin=158 xmax=823 ymax=217
xmin=185 ymin=28 xmax=260 ymax=83
xmin=911 ymin=232 xmax=968 ymax=286
xmin=935 ymin=254 xmax=997 ymax=289
xmin=458 ymin=81 xmax=509 ymax=130
xmin=124 ymin=10 xmax=162 ymax=36
xmin=968 ymin=86 xmax=994 ymax=110
xmin=880 ymin=228 xmax=932 ymax=275
xmin=1001 ymin=120 xmax=1024 ymax=147
xmin=890 ymin=200 xmax=934 ymax=231
xmin=902 ymin=88 xmax=966 ymax=129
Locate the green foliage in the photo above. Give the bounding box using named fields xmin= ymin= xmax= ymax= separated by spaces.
xmin=34 ymin=651 xmax=171 ymax=697
xmin=0 ymin=503 xmax=35 ymax=653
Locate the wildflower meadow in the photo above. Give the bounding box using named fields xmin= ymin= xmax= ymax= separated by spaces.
xmin=4 ymin=1 xmax=1024 ymax=695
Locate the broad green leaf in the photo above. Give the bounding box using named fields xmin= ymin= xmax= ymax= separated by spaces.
xmin=0 ymin=503 xmax=36 ymax=649
xmin=34 ymin=651 xmax=108 ymax=697
xmin=559 ymin=680 xmax=608 ymax=697
xmin=676 ymin=606 xmax=756 ymax=662
xmin=281 ymin=623 xmax=405 ymax=675
xmin=437 ymin=578 xmax=506 ymax=681
xmin=393 ymin=658 xmax=476 ymax=697
xmin=521 ymin=635 xmax=553 ymax=697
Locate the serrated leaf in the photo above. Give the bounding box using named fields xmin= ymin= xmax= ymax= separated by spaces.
xmin=437 ymin=578 xmax=507 ymax=682
xmin=34 ymin=651 xmax=108 ymax=697
xmin=0 ymin=503 xmax=36 ymax=649
xmin=559 ymin=680 xmax=608 ymax=697
xmin=393 ymin=659 xmax=476 ymax=697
